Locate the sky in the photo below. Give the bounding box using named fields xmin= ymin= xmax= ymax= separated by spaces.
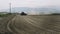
xmin=0 ymin=0 xmax=60 ymax=10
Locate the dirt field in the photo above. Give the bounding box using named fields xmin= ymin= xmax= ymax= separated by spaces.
xmin=7 ymin=15 xmax=60 ymax=34
xmin=0 ymin=15 xmax=15 ymax=34
xmin=0 ymin=15 xmax=60 ymax=34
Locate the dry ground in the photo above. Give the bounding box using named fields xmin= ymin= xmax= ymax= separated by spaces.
xmin=0 ymin=15 xmax=15 ymax=34
xmin=8 ymin=15 xmax=60 ymax=34
xmin=0 ymin=15 xmax=60 ymax=34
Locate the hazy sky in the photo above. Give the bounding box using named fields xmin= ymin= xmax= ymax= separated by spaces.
xmin=0 ymin=0 xmax=60 ymax=10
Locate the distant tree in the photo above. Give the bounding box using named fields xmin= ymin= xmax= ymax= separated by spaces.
xmin=51 ymin=13 xmax=60 ymax=15
xmin=20 ymin=12 xmax=27 ymax=15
